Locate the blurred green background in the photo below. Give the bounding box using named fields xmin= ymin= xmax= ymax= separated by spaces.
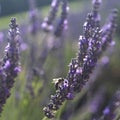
xmin=0 ymin=0 xmax=82 ymax=17
xmin=0 ymin=0 xmax=120 ymax=120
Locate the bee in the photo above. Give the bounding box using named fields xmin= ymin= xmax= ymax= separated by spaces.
xmin=52 ymin=78 xmax=64 ymax=90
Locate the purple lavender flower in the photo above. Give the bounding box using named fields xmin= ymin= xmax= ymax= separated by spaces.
xmin=43 ymin=9 xmax=102 ymax=120
xmin=89 ymin=88 xmax=106 ymax=119
xmin=0 ymin=67 xmax=10 ymax=113
xmin=101 ymin=90 xmax=120 ymax=120
xmin=101 ymin=9 xmax=118 ymax=52
xmin=28 ymin=0 xmax=39 ymax=35
xmin=3 ymin=18 xmax=21 ymax=89
xmin=43 ymin=0 xmax=118 ymax=118
xmin=83 ymin=13 xmax=95 ymax=39
xmin=54 ymin=0 xmax=69 ymax=37
xmin=29 ymin=9 xmax=39 ymax=35
xmin=92 ymin=0 xmax=101 ymax=27
xmin=0 ymin=18 xmax=21 ymax=113
xmin=41 ymin=0 xmax=60 ymax=32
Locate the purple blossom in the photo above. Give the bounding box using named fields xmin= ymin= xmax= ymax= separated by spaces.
xmin=66 ymin=92 xmax=74 ymax=100
xmin=101 ymin=90 xmax=120 ymax=120
xmin=54 ymin=0 xmax=69 ymax=37
xmin=3 ymin=60 xmax=10 ymax=69
xmin=0 ymin=18 xmax=21 ymax=113
xmin=41 ymin=0 xmax=60 ymax=32
xmin=29 ymin=9 xmax=39 ymax=35
xmin=43 ymin=0 xmax=118 ymax=118
xmin=92 ymin=0 xmax=101 ymax=27
xmin=101 ymin=9 xmax=117 ymax=45
xmin=28 ymin=0 xmax=40 ymax=35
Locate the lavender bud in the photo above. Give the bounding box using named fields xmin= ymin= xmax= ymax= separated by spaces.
xmin=77 ymin=36 xmax=89 ymax=64
xmin=66 ymin=92 xmax=74 ymax=100
xmin=83 ymin=13 xmax=94 ymax=39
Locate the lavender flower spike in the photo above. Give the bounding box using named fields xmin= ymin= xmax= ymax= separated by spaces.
xmin=4 ymin=18 xmax=21 ymax=89
xmin=0 ymin=18 xmax=21 ymax=113
xmin=92 ymin=0 xmax=102 ymax=27
xmin=101 ymin=9 xmax=118 ymax=52
xmin=102 ymin=90 xmax=120 ymax=120
xmin=43 ymin=0 xmax=118 ymax=119
xmin=0 ymin=67 xmax=9 ymax=113
xmin=54 ymin=0 xmax=69 ymax=37
xmin=41 ymin=0 xmax=60 ymax=32
xmin=28 ymin=0 xmax=39 ymax=35
xmin=43 ymin=14 xmax=102 ymax=120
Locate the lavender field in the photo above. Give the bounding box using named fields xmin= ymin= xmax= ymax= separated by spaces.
xmin=0 ymin=0 xmax=120 ymax=120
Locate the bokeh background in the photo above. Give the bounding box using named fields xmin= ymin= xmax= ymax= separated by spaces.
xmin=0 ymin=0 xmax=120 ymax=120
